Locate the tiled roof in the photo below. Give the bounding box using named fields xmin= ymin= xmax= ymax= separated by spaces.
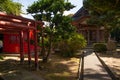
xmin=72 ymin=7 xmax=89 ymax=21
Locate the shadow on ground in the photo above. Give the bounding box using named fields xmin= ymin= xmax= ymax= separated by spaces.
xmin=97 ymin=53 xmax=120 ymax=80
xmin=84 ymin=65 xmax=112 ymax=80
xmin=0 ymin=54 xmax=79 ymax=80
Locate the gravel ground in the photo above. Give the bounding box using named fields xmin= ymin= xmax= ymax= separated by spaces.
xmin=99 ymin=53 xmax=120 ymax=79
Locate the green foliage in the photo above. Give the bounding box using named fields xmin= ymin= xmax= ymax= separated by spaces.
xmin=39 ymin=37 xmax=49 ymax=47
xmin=83 ymin=0 xmax=120 ymax=42
xmin=83 ymin=1 xmax=120 ymax=24
xmin=27 ymin=0 xmax=75 ymax=62
xmin=93 ymin=43 xmax=107 ymax=53
xmin=54 ymin=16 xmax=76 ymax=40
xmin=0 ymin=56 xmax=3 ymax=60
xmin=27 ymin=0 xmax=75 ymax=41
xmin=83 ymin=0 xmax=120 ymax=12
xmin=27 ymin=0 xmax=75 ymax=38
xmin=58 ymin=33 xmax=87 ymax=57
xmin=27 ymin=0 xmax=75 ymax=20
xmin=0 ymin=0 xmax=22 ymax=15
xmin=84 ymin=0 xmax=120 ymax=27
xmin=111 ymin=26 xmax=120 ymax=43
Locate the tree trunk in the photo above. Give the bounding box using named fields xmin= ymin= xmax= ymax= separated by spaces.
xmin=42 ymin=22 xmax=53 ymax=63
xmin=41 ymin=28 xmax=46 ymax=62
xmin=42 ymin=34 xmax=52 ymax=63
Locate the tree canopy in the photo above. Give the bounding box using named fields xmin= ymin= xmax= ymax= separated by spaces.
xmin=0 ymin=0 xmax=22 ymax=15
xmin=27 ymin=0 xmax=75 ymax=38
xmin=27 ymin=0 xmax=75 ymax=43
xmin=83 ymin=0 xmax=120 ymax=41
xmin=27 ymin=0 xmax=76 ymax=62
xmin=83 ymin=0 xmax=120 ymax=26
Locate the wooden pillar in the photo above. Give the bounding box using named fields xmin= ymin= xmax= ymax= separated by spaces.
xmin=34 ymin=29 xmax=39 ymax=70
xmin=20 ymin=31 xmax=24 ymax=63
xmin=27 ymin=30 xmax=31 ymax=65
xmin=96 ymin=28 xmax=100 ymax=42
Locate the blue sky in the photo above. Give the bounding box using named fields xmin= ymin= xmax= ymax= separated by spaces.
xmin=13 ymin=0 xmax=83 ymax=19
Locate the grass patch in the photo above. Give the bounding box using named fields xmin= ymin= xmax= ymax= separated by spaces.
xmin=46 ymin=72 xmax=70 ymax=80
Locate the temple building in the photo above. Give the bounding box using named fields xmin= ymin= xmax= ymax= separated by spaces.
xmin=72 ymin=7 xmax=105 ymax=44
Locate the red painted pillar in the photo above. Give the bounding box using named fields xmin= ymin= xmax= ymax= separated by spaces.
xmin=27 ymin=30 xmax=31 ymax=65
xmin=34 ymin=29 xmax=39 ymax=70
xmin=20 ymin=31 xmax=24 ymax=63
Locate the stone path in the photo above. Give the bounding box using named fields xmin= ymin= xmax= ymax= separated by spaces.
xmin=83 ymin=50 xmax=112 ymax=80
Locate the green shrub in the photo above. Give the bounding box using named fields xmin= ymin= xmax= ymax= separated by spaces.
xmin=58 ymin=33 xmax=87 ymax=57
xmin=38 ymin=37 xmax=49 ymax=47
xmin=93 ymin=43 xmax=107 ymax=53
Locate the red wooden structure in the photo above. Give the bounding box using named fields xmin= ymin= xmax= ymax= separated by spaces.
xmin=0 ymin=12 xmax=43 ymax=69
xmin=3 ymin=32 xmax=34 ymax=53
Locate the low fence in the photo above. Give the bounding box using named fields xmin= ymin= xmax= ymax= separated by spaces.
xmin=77 ymin=52 xmax=84 ymax=80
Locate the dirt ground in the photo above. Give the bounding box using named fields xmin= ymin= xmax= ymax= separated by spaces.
xmin=32 ymin=54 xmax=80 ymax=80
xmin=99 ymin=53 xmax=120 ymax=79
xmin=0 ymin=54 xmax=79 ymax=80
xmin=0 ymin=56 xmax=44 ymax=80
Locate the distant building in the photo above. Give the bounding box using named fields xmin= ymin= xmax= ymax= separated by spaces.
xmin=72 ymin=7 xmax=105 ymax=44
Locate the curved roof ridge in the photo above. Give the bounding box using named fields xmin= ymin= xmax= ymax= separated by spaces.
xmin=72 ymin=7 xmax=89 ymax=20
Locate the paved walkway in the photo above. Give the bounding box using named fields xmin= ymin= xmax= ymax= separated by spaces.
xmin=83 ymin=49 xmax=112 ymax=80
